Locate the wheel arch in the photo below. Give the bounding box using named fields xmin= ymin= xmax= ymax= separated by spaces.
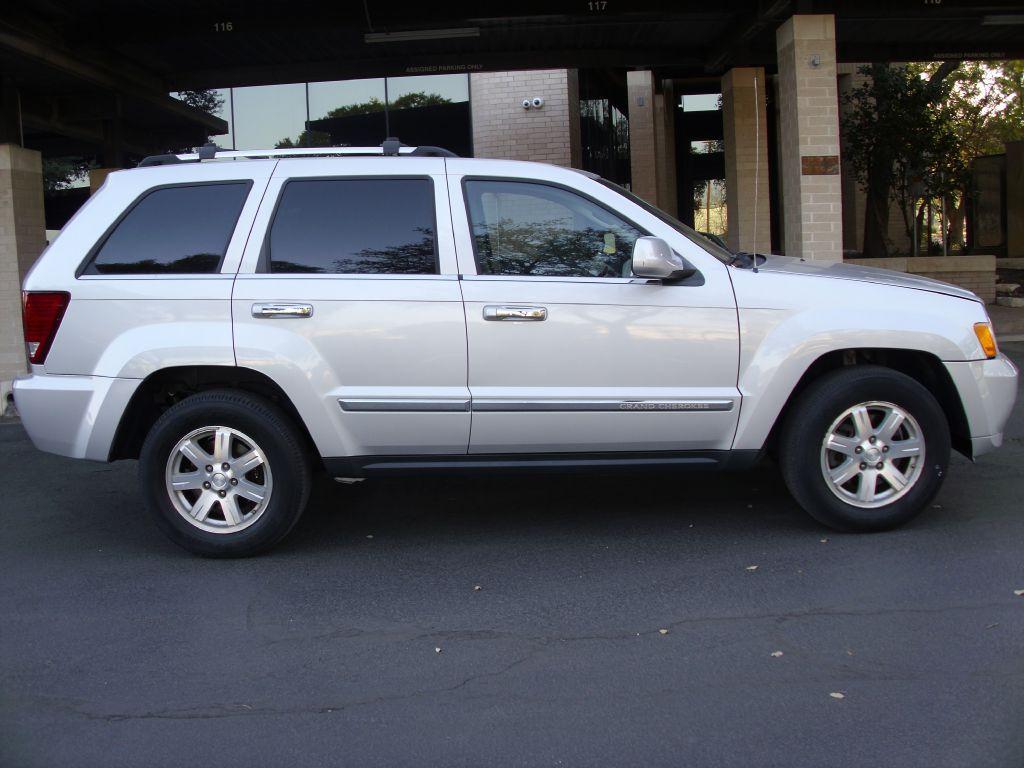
xmin=762 ymin=348 xmax=971 ymax=458
xmin=109 ymin=365 xmax=321 ymax=465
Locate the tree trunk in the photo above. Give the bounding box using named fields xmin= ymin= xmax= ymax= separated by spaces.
xmin=861 ymin=64 xmax=892 ymax=258
xmin=914 ymin=201 xmax=927 ymax=256
xmin=947 ymin=192 xmax=965 ymax=252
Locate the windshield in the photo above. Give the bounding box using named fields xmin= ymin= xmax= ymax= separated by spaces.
xmin=596 ymin=178 xmax=735 ymax=265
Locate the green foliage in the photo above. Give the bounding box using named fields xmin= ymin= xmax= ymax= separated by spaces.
xmin=43 ymin=157 xmax=95 ymax=194
xmin=842 ymin=64 xmax=956 ymax=219
xmin=843 ymin=61 xmax=1024 ymax=255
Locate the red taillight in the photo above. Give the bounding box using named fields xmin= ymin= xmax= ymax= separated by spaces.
xmin=22 ymin=291 xmax=70 ymax=365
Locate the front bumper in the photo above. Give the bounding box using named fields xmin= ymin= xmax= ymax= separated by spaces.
xmin=12 ymin=374 xmax=140 ymax=461
xmin=944 ymin=354 xmax=1019 ymax=458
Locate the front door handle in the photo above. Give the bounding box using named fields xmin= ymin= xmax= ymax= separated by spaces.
xmin=483 ymin=305 xmax=547 ymax=321
xmin=252 ymin=302 xmax=314 ymax=319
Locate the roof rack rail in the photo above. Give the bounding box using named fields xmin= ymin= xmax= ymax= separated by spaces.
xmin=138 ymin=139 xmax=458 ymax=167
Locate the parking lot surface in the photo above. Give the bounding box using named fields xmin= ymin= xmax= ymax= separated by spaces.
xmin=2 ymin=344 xmax=1022 ymax=768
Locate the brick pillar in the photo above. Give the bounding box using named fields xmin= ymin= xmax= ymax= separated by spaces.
xmin=722 ymin=67 xmax=771 ymax=254
xmin=627 ymin=71 xmax=659 ymax=208
xmin=470 ymin=69 xmax=581 ymax=167
xmin=89 ymin=167 xmax=118 ymax=194
xmin=0 ymin=143 xmax=46 ymax=404
xmin=776 ymin=15 xmax=843 ymax=262
xmin=653 ymin=82 xmax=678 ymax=218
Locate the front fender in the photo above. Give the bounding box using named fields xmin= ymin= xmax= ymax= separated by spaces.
xmin=730 ymin=275 xmax=989 ymax=451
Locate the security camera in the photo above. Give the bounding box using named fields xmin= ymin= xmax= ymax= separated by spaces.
xmin=522 ymin=99 xmax=532 ymax=110
xmin=531 ymin=97 xmax=544 ymax=109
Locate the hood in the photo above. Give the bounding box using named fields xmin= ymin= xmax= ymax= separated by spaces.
xmin=751 ymin=256 xmax=980 ymax=302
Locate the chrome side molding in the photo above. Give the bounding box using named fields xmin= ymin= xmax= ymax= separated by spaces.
xmin=472 ymin=399 xmax=735 ymax=412
xmin=339 ymin=398 xmax=471 ymax=412
xmin=338 ymin=398 xmax=733 ymax=413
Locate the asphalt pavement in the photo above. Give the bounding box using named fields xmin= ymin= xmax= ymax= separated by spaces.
xmin=2 ymin=345 xmax=1022 ymax=768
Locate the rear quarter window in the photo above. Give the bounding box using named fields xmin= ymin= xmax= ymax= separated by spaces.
xmin=82 ymin=182 xmax=251 ymax=275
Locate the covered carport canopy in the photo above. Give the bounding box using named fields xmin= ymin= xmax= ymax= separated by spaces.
xmin=2 ymin=0 xmax=1024 ymax=156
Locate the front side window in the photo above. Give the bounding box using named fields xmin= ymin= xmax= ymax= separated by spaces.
xmin=266 ymin=178 xmax=437 ymax=274
xmin=85 ymin=182 xmax=250 ymax=275
xmin=464 ymin=180 xmax=644 ymax=278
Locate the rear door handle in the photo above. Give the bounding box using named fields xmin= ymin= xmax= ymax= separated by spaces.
xmin=483 ymin=305 xmax=547 ymax=321
xmin=252 ymin=302 xmax=313 ymax=319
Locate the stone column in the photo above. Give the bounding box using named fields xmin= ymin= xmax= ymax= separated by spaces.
xmin=470 ymin=69 xmax=581 ymax=167
xmin=776 ymin=15 xmax=843 ymax=262
xmin=626 ymin=70 xmax=660 ymax=208
xmin=653 ymin=82 xmax=678 ymax=218
xmin=89 ymin=168 xmax=118 ymax=194
xmin=0 ymin=143 xmax=46 ymax=405
xmin=721 ymin=67 xmax=771 ymax=254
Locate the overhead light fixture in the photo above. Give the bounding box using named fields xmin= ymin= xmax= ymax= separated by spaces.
xmin=981 ymin=14 xmax=1024 ymax=25
xmin=364 ymin=27 xmax=480 ymax=43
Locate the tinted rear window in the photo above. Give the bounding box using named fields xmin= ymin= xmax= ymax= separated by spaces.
xmin=266 ymin=178 xmax=437 ymax=274
xmin=84 ymin=182 xmax=250 ymax=275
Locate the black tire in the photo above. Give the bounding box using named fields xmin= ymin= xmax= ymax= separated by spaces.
xmin=139 ymin=389 xmax=312 ymax=557
xmin=778 ymin=365 xmax=950 ymax=532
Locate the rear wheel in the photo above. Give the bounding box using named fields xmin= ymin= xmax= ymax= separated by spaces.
xmin=139 ymin=390 xmax=311 ymax=556
xmin=779 ymin=366 xmax=950 ymax=531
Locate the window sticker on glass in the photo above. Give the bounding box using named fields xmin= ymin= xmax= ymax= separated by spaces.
xmin=603 ymin=232 xmax=617 ymax=255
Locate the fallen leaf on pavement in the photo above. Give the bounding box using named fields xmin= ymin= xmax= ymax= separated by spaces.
xmin=829 ymin=692 xmax=845 ymax=700
xmin=746 ymin=565 xmax=759 ymax=571
xmin=1014 ymin=590 xmax=1024 ymax=597
xmin=659 ymin=629 xmax=669 ymax=635
xmin=770 ymin=651 xmax=784 ymax=657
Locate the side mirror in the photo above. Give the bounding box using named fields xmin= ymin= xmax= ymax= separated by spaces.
xmin=630 ymin=237 xmax=695 ymax=280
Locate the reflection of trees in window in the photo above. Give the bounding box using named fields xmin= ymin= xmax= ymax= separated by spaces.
xmin=271 ymin=228 xmax=435 ymax=274
xmin=275 ymin=92 xmax=452 ymax=148
xmin=92 ymin=253 xmax=221 ymax=275
xmin=474 ymin=219 xmax=637 ymax=277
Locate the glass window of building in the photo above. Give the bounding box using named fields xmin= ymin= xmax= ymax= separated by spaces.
xmin=232 ymin=84 xmax=308 ymax=150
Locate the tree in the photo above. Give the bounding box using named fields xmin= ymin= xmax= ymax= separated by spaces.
xmin=43 ymin=157 xmax=96 ymax=193
xmin=929 ymin=61 xmax=1024 ymax=251
xmin=842 ymin=63 xmax=957 ymax=258
xmin=176 ymin=89 xmax=224 ymax=117
xmin=275 ymin=130 xmax=331 ymax=149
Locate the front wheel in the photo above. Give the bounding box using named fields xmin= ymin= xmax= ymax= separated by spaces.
xmin=779 ymin=366 xmax=951 ymax=532
xmin=139 ymin=390 xmax=312 ymax=556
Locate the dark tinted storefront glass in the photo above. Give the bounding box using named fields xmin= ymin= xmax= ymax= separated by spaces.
xmin=85 ymin=182 xmax=250 ymax=275
xmin=267 ymin=178 xmax=437 ymax=274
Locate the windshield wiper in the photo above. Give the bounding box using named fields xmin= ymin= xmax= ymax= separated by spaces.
xmin=728 ymin=251 xmax=767 ymax=269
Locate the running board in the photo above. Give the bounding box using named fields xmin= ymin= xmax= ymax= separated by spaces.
xmin=323 ymin=450 xmax=761 ymax=478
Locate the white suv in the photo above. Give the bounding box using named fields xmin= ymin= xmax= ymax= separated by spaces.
xmin=14 ymin=143 xmax=1018 ymax=556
